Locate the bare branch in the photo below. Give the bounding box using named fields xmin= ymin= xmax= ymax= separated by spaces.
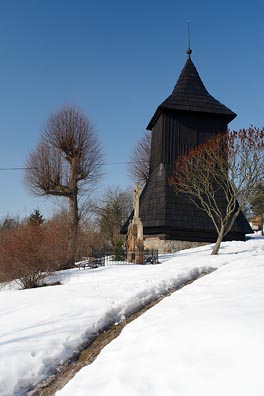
xmin=128 ymin=131 xmax=151 ymax=184
xmin=169 ymin=128 xmax=264 ymax=254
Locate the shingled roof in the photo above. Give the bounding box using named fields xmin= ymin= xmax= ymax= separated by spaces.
xmin=147 ymin=57 xmax=236 ymax=130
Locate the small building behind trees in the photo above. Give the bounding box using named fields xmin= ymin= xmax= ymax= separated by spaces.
xmin=249 ymin=213 xmax=264 ymax=234
xmin=121 ymin=49 xmax=252 ymax=252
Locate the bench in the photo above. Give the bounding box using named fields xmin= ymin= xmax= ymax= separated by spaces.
xmin=75 ymin=257 xmax=97 ymax=270
xmin=75 ymin=257 xmax=104 ymax=269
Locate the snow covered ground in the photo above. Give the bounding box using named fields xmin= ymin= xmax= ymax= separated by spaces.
xmin=0 ymin=237 xmax=263 ymax=396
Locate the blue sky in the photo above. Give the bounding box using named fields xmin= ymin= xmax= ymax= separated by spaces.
xmin=0 ymin=0 xmax=263 ymax=219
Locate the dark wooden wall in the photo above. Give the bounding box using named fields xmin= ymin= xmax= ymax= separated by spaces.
xmin=150 ymin=110 xmax=229 ymax=173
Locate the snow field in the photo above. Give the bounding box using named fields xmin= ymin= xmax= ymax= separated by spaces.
xmin=57 ymin=239 xmax=264 ymax=396
xmin=0 ymin=237 xmax=263 ymax=395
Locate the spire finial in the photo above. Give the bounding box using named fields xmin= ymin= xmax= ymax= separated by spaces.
xmin=186 ymin=19 xmax=192 ymax=59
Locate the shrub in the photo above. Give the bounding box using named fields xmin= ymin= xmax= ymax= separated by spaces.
xmin=0 ymin=223 xmax=66 ymax=289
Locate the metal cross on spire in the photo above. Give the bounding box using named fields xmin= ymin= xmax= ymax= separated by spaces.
xmin=186 ymin=19 xmax=192 ymax=59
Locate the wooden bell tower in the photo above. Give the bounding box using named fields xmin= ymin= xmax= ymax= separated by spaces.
xmin=121 ymin=49 xmax=252 ymax=251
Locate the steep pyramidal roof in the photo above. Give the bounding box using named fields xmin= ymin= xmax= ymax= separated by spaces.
xmin=147 ymin=57 xmax=236 ymax=130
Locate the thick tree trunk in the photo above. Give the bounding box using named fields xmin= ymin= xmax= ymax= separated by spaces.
xmin=68 ymin=192 xmax=79 ymax=267
xmin=211 ymin=225 xmax=225 ymax=255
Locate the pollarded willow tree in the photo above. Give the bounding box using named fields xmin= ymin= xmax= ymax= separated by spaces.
xmin=169 ymin=127 xmax=264 ymax=255
xmin=25 ymin=106 xmax=103 ymax=266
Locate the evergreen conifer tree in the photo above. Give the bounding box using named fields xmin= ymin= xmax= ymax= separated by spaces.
xmin=27 ymin=209 xmax=45 ymax=226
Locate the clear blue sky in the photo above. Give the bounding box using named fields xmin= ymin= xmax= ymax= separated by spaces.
xmin=0 ymin=0 xmax=263 ymax=219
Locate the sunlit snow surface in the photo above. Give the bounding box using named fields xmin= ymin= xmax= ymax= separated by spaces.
xmin=0 ymin=237 xmax=263 ymax=396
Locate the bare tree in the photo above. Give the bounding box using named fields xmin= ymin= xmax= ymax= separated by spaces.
xmin=47 ymin=206 xmax=108 ymax=260
xmin=128 ymin=131 xmax=151 ymax=184
xmin=25 ymin=106 xmax=103 ymax=265
xmin=0 ymin=215 xmax=20 ymax=230
xmin=250 ymin=181 xmax=264 ymax=216
xmin=249 ymin=181 xmax=264 ymax=235
xmin=96 ymin=186 xmax=133 ymax=247
xmin=169 ymin=127 xmax=264 ymax=255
